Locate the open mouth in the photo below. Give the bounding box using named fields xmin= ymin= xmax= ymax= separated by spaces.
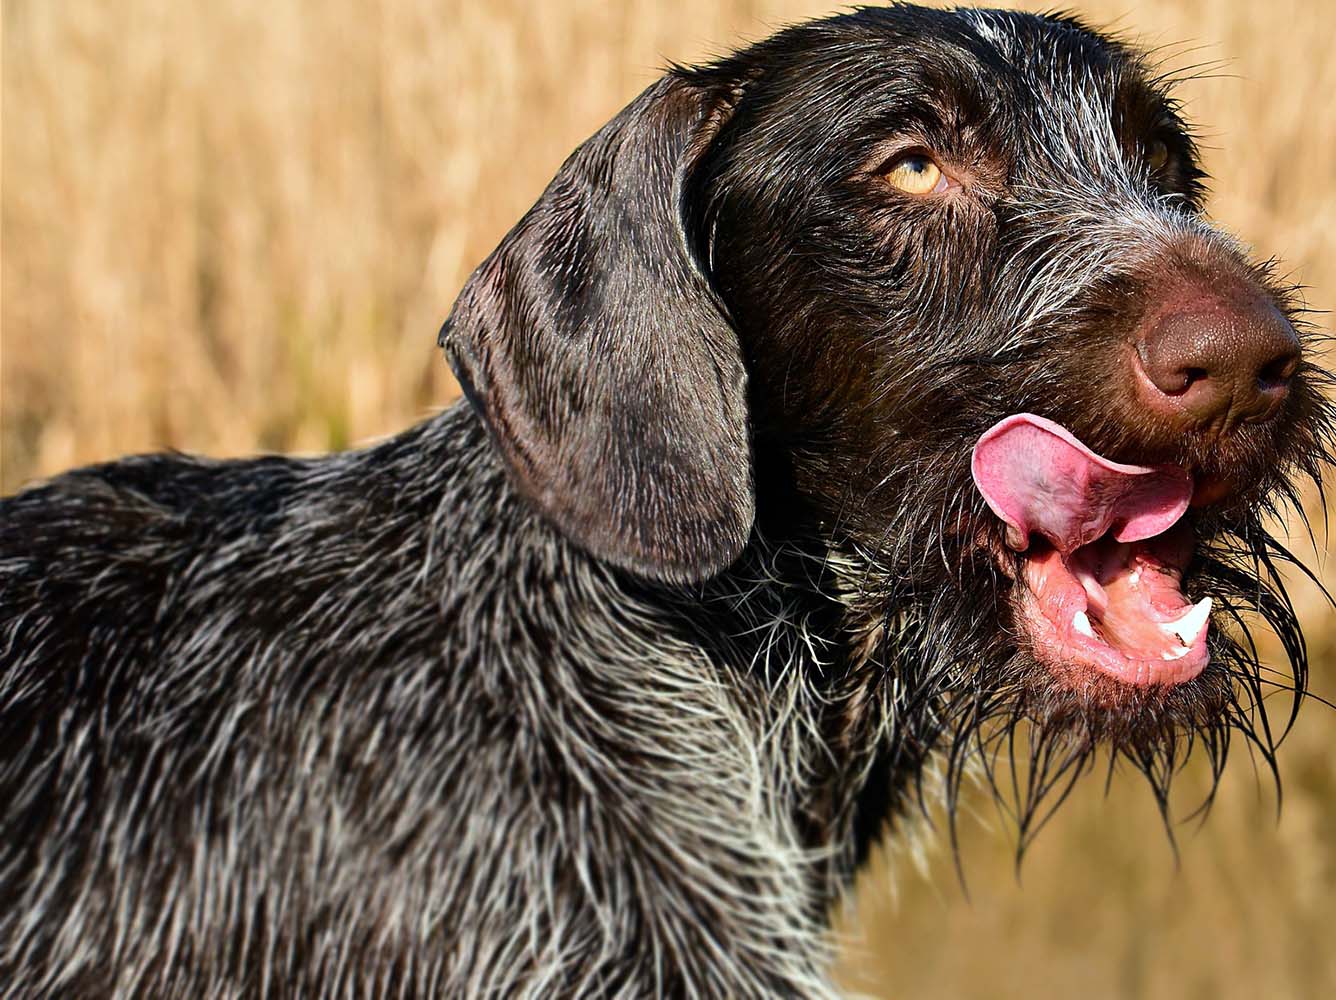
xmin=972 ymin=414 xmax=1211 ymax=687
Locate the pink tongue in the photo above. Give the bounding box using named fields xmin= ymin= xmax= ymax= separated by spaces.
xmin=971 ymin=414 xmax=1192 ymax=553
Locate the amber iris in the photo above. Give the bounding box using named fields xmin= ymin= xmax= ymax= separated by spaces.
xmin=884 ymin=153 xmax=945 ymax=195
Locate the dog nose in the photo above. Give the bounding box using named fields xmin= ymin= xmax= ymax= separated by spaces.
xmin=1136 ymin=297 xmax=1300 ymax=425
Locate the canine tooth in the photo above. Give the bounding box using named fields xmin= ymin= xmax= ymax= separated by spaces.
xmin=1162 ymin=597 xmax=1212 ymax=648
xmin=1072 ymin=611 xmax=1095 ymax=638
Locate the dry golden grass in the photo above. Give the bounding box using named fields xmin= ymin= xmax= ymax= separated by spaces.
xmin=2 ymin=2 xmax=1333 ymax=997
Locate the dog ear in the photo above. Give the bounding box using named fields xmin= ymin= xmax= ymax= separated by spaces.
xmin=440 ymin=75 xmax=753 ymax=584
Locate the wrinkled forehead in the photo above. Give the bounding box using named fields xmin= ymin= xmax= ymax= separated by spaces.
xmin=728 ymin=8 xmax=1177 ymax=177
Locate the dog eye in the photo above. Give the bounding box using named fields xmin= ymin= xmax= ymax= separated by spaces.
xmin=1146 ymin=138 xmax=1171 ymax=173
xmin=883 ymin=153 xmax=950 ymax=195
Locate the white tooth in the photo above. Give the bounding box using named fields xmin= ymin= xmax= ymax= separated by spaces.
xmin=1161 ymin=597 xmax=1213 ymax=648
xmin=1075 ymin=569 xmax=1107 ymax=615
xmin=1072 ymin=611 xmax=1095 ymax=638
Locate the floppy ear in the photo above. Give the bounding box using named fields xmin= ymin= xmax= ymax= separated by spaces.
xmin=440 ymin=75 xmax=753 ymax=584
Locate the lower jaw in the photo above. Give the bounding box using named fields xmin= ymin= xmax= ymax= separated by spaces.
xmin=1017 ymin=591 xmax=1210 ymax=688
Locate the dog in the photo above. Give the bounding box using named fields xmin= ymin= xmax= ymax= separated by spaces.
xmin=1 ymin=5 xmax=1331 ymax=997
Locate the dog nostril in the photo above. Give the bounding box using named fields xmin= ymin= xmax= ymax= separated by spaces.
xmin=1136 ymin=328 xmax=1207 ymax=396
xmin=1179 ymin=367 xmax=1208 ymax=393
xmin=1258 ymin=352 xmax=1299 ymax=390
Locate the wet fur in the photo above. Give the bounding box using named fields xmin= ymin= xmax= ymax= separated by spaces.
xmin=1 ymin=6 xmax=1331 ymax=998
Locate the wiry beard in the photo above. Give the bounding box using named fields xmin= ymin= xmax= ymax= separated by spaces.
xmin=825 ymin=395 xmax=1333 ymax=866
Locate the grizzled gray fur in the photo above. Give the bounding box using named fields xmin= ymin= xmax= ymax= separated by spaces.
xmin=1 ymin=6 xmax=1331 ymax=999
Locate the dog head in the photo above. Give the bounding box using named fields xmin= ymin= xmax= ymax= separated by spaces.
xmin=442 ymin=7 xmax=1332 ymax=809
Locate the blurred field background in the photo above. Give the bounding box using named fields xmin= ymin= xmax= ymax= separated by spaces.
xmin=2 ymin=1 xmax=1333 ymax=996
